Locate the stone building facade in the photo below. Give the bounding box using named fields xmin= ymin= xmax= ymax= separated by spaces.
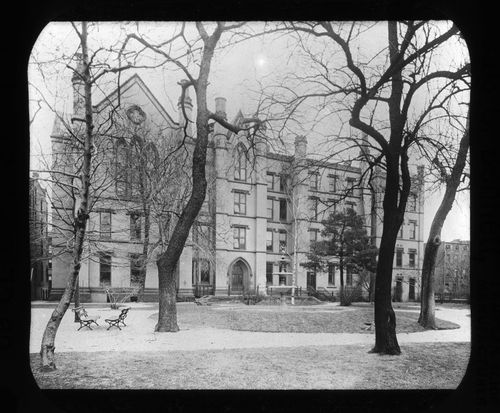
xmin=49 ymin=72 xmax=424 ymax=303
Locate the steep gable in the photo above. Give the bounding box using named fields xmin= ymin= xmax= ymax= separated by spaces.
xmin=93 ymin=74 xmax=178 ymax=129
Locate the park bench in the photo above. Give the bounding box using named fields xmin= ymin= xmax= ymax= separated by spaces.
xmin=362 ymin=322 xmax=373 ymax=331
xmin=72 ymin=306 xmax=101 ymax=331
xmin=104 ymin=307 xmax=131 ymax=330
xmin=195 ymin=296 xmax=212 ymax=306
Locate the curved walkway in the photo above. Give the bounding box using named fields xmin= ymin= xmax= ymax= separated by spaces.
xmin=29 ymin=304 xmax=470 ymax=353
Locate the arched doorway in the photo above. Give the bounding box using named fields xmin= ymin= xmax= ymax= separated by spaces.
xmin=228 ymin=258 xmax=252 ymax=294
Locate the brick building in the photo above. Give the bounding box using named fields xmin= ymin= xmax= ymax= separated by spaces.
xmin=48 ymin=71 xmax=425 ymax=302
xmin=432 ymin=239 xmax=470 ymax=300
xmin=29 ymin=173 xmax=50 ymax=300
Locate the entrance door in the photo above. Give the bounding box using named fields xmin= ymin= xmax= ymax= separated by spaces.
xmin=394 ymin=278 xmax=403 ymax=302
xmin=231 ymin=261 xmax=244 ymax=293
xmin=409 ymin=278 xmax=415 ymax=301
xmin=307 ymin=271 xmax=316 ymax=290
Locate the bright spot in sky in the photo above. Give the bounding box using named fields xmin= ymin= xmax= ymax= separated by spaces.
xmin=255 ymin=55 xmax=267 ymax=68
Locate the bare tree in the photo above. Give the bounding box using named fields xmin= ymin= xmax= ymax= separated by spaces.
xmin=38 ymin=22 xmax=95 ymax=370
xmin=122 ymin=22 xmax=263 ymax=331
xmin=31 ymin=21 xmax=151 ymax=369
xmin=259 ymin=21 xmax=469 ymax=354
xmin=418 ymin=110 xmax=469 ymax=328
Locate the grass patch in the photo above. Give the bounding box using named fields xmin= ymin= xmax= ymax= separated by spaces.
xmin=30 ymin=342 xmax=470 ymax=389
xmin=149 ymin=303 xmax=459 ymax=334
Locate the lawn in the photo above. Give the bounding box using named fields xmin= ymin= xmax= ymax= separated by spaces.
xmin=152 ymin=303 xmax=460 ymax=334
xmin=30 ymin=342 xmax=470 ymax=389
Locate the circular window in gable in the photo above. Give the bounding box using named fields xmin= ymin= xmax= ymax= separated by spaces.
xmin=126 ymin=105 xmax=146 ymax=125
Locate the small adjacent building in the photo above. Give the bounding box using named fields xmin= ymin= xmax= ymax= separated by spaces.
xmin=432 ymin=239 xmax=470 ymax=300
xmin=29 ymin=173 xmax=51 ymax=300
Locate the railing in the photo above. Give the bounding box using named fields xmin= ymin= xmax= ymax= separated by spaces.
xmin=39 ymin=287 xmax=50 ymax=300
xmin=267 ymin=286 xmax=303 ymax=297
xmin=307 ymin=286 xmax=336 ymax=301
xmin=193 ymin=284 xmax=215 ymax=298
xmin=227 ymin=284 xmax=260 ymax=297
xmin=435 ymin=292 xmax=469 ymax=303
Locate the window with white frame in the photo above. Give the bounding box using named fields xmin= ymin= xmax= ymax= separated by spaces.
xmin=408 ymin=249 xmax=416 ymax=268
xmin=279 ymin=199 xmax=287 ymax=221
xmin=99 ymin=253 xmax=111 ymax=285
xmin=309 ymin=229 xmax=318 ymax=251
xmin=328 ymin=263 xmax=336 ymax=285
xmin=328 ymin=174 xmax=338 ymax=193
xmin=130 ymin=212 xmax=142 ymax=240
xmin=266 ymin=262 xmax=274 ymax=285
xmin=234 ymin=145 xmax=247 ymax=181
xmin=409 ymin=220 xmax=417 ymax=239
xmin=233 ymin=226 xmax=246 ymax=250
xmin=267 ymin=198 xmax=274 ymax=220
xmin=266 ymin=229 xmax=273 ymax=252
xmin=309 ymin=172 xmax=319 ymax=190
xmin=279 ymin=230 xmax=287 ymax=252
xmin=396 ymin=248 xmax=404 ymax=267
xmin=266 ymin=173 xmax=274 ymax=191
xmin=234 ymin=191 xmax=247 ymax=215
xmin=100 ymin=210 xmax=112 ymax=239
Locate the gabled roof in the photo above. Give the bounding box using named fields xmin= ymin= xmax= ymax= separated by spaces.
xmin=93 ymin=73 xmax=177 ymax=126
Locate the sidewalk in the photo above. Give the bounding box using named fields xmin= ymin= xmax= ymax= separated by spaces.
xmin=29 ymin=303 xmax=470 ymax=354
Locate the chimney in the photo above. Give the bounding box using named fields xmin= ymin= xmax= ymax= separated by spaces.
xmin=71 ymin=53 xmax=85 ymax=121
xmin=294 ymin=135 xmax=307 ymax=158
xmin=177 ymin=80 xmax=193 ymax=134
xmin=213 ymin=97 xmax=228 ymax=142
xmin=215 ymin=97 xmax=227 ymax=120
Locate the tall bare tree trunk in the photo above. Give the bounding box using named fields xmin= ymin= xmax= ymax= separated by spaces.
xmin=419 ymin=117 xmax=469 ymax=328
xmin=40 ymin=22 xmax=93 ymax=371
xmin=371 ymin=204 xmax=402 ymax=355
xmin=155 ymin=27 xmax=221 ymax=332
xmin=339 ymin=250 xmax=346 ymax=306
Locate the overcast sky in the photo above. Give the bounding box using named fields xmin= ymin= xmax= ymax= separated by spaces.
xmin=29 ymin=21 xmax=470 ymax=242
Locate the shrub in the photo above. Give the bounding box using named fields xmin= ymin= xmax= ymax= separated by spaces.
xmin=340 ymin=286 xmax=363 ymax=306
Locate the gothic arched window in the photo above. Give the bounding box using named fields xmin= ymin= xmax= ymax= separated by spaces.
xmin=115 ymin=136 xmax=159 ymax=199
xmin=234 ymin=144 xmax=247 ymax=181
xmin=115 ymin=138 xmax=129 ymax=197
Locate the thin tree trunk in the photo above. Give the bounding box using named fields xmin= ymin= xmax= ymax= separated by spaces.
xmin=40 ymin=22 xmax=93 ymax=371
xmin=73 ymin=280 xmax=80 ymax=322
xmin=419 ymin=117 xmax=469 ymax=328
xmin=137 ymin=207 xmax=150 ymax=301
xmin=339 ymin=253 xmax=346 ymax=305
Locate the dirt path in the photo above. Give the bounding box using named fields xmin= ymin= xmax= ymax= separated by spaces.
xmin=29 ymin=303 xmax=470 ymax=353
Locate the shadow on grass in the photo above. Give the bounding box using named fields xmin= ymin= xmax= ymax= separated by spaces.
xmin=147 ymin=304 xmax=460 ymax=334
xmin=29 ymin=342 xmax=470 ymax=390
